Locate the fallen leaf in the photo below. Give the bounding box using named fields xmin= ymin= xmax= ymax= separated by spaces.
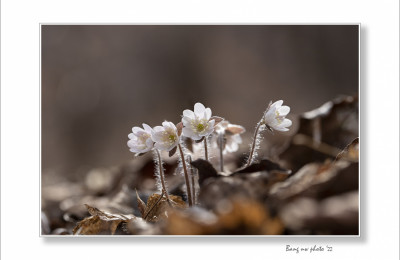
xmin=335 ymin=137 xmax=359 ymax=162
xmin=73 ymin=204 xmax=135 ymax=235
xmin=136 ymin=189 xmax=146 ymax=218
xmin=143 ymin=193 xmax=186 ymax=222
xmin=190 ymin=159 xmax=220 ymax=186
xmin=165 ymin=199 xmax=283 ymax=235
xmin=280 ymin=191 xmax=358 ymax=235
xmin=234 ymin=159 xmax=291 ymax=175
xmin=280 ymin=95 xmax=359 ymax=172
xmin=225 ymin=124 xmax=246 ymax=135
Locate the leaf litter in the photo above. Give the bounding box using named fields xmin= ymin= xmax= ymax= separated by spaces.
xmin=42 ymin=95 xmax=359 ymax=235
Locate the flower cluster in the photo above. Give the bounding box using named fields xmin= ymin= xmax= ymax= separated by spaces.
xmin=127 ymin=100 xmax=292 ymax=206
xmin=127 ymin=121 xmax=179 ymax=156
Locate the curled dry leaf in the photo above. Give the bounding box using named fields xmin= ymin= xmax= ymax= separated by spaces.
xmin=335 ymin=137 xmax=359 ymax=162
xmin=225 ymin=124 xmax=246 ymax=135
xmin=136 ymin=189 xmax=146 ymax=218
xmin=143 ymin=193 xmax=186 ymax=222
xmin=280 ymin=95 xmax=359 ymax=172
xmin=190 ymin=159 xmax=220 ymax=186
xmin=73 ymin=204 xmax=135 ymax=235
xmin=269 ymin=160 xmax=358 ymax=203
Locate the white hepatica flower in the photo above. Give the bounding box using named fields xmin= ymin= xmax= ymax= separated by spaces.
xmin=214 ymin=120 xmax=245 ymax=153
xmin=182 ymin=102 xmax=215 ymax=140
xmin=151 ymin=121 xmax=179 ymax=151
xmin=127 ymin=123 xmax=154 ymax=154
xmin=263 ymin=100 xmax=292 ymax=132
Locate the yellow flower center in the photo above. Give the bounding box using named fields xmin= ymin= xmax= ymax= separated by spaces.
xmin=275 ymin=111 xmax=282 ymax=124
xmin=197 ymin=123 xmax=205 ymax=132
xmin=168 ymin=134 xmax=176 ymax=142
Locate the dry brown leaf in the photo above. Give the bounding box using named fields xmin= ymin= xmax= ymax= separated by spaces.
xmin=280 ymin=191 xmax=359 ymax=235
xmin=210 ymin=116 xmax=224 ymax=126
xmin=269 ymin=160 xmax=358 ymax=202
xmin=165 ymin=199 xmax=283 ymax=235
xmin=143 ymin=194 xmax=186 ymax=222
xmin=136 ymin=189 xmax=146 ymax=218
xmin=190 ymin=159 xmax=220 ymax=186
xmin=73 ymin=204 xmax=135 ymax=235
xmin=225 ymin=124 xmax=246 ymax=135
xmin=280 ymin=95 xmax=359 ymax=172
xmin=336 ymin=137 xmax=359 ymax=162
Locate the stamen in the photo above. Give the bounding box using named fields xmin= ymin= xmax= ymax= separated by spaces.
xmin=197 ymin=123 xmax=205 ymax=132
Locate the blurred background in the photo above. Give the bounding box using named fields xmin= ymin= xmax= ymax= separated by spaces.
xmin=41 ymin=25 xmax=359 ymax=181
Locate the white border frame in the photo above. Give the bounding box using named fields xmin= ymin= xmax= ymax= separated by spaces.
xmin=2 ymin=1 xmax=399 ymax=259
xmin=38 ymin=24 xmax=361 ymax=238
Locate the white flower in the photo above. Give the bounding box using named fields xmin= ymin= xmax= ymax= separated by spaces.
xmin=263 ymin=100 xmax=292 ymax=132
xmin=151 ymin=121 xmax=179 ymax=151
xmin=181 ymin=102 xmax=215 ymax=140
xmin=214 ymin=120 xmax=245 ymax=153
xmin=127 ymin=123 xmax=154 ymax=154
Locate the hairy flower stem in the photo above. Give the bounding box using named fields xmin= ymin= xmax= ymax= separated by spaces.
xmin=178 ymin=144 xmax=193 ymax=206
xmin=203 ymin=138 xmax=209 ymax=161
xmin=155 ymin=149 xmax=171 ymax=206
xmin=245 ymin=120 xmax=263 ymax=167
xmin=189 ymin=156 xmax=196 ymax=205
xmin=218 ymin=133 xmax=224 ymax=172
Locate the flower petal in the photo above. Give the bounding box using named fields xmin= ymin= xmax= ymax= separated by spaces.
xmin=182 ymin=116 xmax=192 ymax=126
xmin=271 ymin=100 xmax=283 ymax=109
xmin=276 ymin=127 xmax=289 ymax=132
xmin=151 ymin=131 xmax=165 ymax=142
xmin=127 ymin=139 xmax=135 ymax=147
xmin=153 ymin=126 xmax=164 ymax=133
xmin=162 ymin=121 xmax=177 ymax=132
xmin=227 ymin=142 xmax=239 ymax=153
xmin=204 ymin=108 xmax=212 ymax=120
xmin=278 ymin=106 xmax=290 ymax=116
xmin=183 ymin=127 xmax=201 ymax=140
xmin=194 ymin=103 xmax=206 ymax=116
xmin=129 ymin=148 xmax=139 ymax=153
xmin=183 ymin=109 xmax=195 ymax=119
xmin=132 ymin=127 xmax=143 ymax=135
xmin=145 ymin=138 xmax=154 ymax=149
xmin=142 ymin=123 xmax=152 ymax=133
xmin=280 ymin=118 xmax=292 ymax=128
xmin=264 ymin=107 xmax=276 ymax=124
xmin=128 ymin=133 xmax=135 ymax=139
xmin=206 ymin=120 xmax=216 ymax=135
xmin=154 ymin=142 xmax=166 ymax=151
